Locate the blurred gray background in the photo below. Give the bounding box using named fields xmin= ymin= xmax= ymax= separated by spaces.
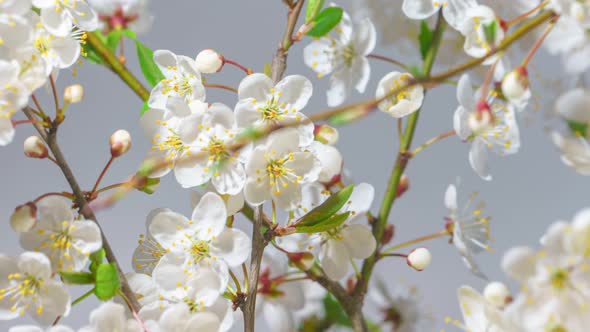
xmin=1 ymin=1 xmax=586 ymax=330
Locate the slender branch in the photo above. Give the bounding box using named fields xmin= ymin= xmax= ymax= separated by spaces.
xmin=49 ymin=75 xmax=60 ymax=112
xmin=21 ymin=107 xmax=142 ymax=313
xmin=411 ymin=130 xmax=456 ymax=156
xmin=224 ymin=59 xmax=254 ymax=75
xmin=505 ymin=0 xmax=549 ymax=26
xmin=85 ymin=32 xmax=150 ymax=101
xmin=381 ymin=230 xmax=449 ymax=255
xmin=367 ymin=53 xmax=410 ymax=71
xmin=203 ymin=82 xmax=238 ymax=93
xmin=92 ymin=156 xmax=115 ymax=193
xmin=71 ymin=288 xmax=95 ymax=306
xmin=521 ymin=17 xmax=557 ymax=66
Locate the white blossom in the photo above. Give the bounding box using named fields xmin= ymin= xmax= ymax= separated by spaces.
xmin=0 ymin=252 xmax=70 ymax=324
xmin=32 ymin=0 xmax=99 ymax=36
xmin=303 ymin=10 xmax=376 ymax=106
xmin=376 ymin=71 xmax=424 ymax=118
xmin=402 ymin=0 xmax=478 ymax=30
xmin=88 ymin=0 xmax=154 ymax=34
xmin=19 ymin=197 xmax=102 ymax=272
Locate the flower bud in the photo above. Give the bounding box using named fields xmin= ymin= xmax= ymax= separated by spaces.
xmin=314 ymin=124 xmax=339 ymax=145
xmin=468 ymin=102 xmax=493 ymax=133
xmin=396 ymin=174 xmax=409 ymax=198
xmin=288 ymin=252 xmax=314 ymax=271
xmin=10 ymin=202 xmax=37 ymax=233
xmin=133 ymin=177 xmax=161 ymax=194
xmin=23 ymin=136 xmax=48 ymax=159
xmin=484 ymin=281 xmax=511 ymax=308
xmin=501 ymin=67 xmax=529 ymax=100
xmin=110 ymin=129 xmax=132 ymax=157
xmin=406 ymin=247 xmax=431 ymax=271
xmin=64 ymin=84 xmax=84 ymax=103
xmin=195 ymin=49 xmax=224 ymax=74
xmin=381 ymin=224 xmax=395 ymax=245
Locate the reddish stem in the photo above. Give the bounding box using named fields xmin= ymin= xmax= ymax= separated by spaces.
xmin=92 ymin=156 xmax=115 ymax=193
xmin=34 ymin=191 xmax=74 ymax=203
xmin=506 ymin=1 xmax=549 ymax=27
xmin=367 ymin=54 xmax=410 ymax=71
xmin=49 ymin=74 xmax=60 ymax=113
xmin=203 ymin=83 xmax=238 ymax=93
xmin=521 ymin=18 xmax=557 ymax=67
xmin=225 ymin=59 xmax=254 ymax=75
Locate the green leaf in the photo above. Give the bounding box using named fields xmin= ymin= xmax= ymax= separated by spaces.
xmin=81 ymin=31 xmax=106 ymax=65
xmin=141 ymin=101 xmax=149 ymax=115
xmin=59 ymin=271 xmax=94 ymax=285
xmin=135 ymin=40 xmax=165 ymax=87
xmin=323 ymin=294 xmax=352 ymax=327
xmin=296 ymin=185 xmax=354 ymax=227
xmin=89 ymin=249 xmax=106 ymax=275
xmin=106 ymin=30 xmax=123 ymax=52
xmin=483 ymin=21 xmax=497 ymax=44
xmin=567 ymin=120 xmax=588 ymax=137
xmin=419 ymin=21 xmax=434 ymax=60
xmin=306 ymin=7 xmax=343 ymax=37
xmin=134 ymin=177 xmax=160 ymax=194
xmin=407 ymin=64 xmax=424 ymax=79
xmin=306 ymin=0 xmax=325 ymax=22
xmin=94 ymin=263 xmax=120 ymax=301
xmin=295 ymin=211 xmax=350 ymax=233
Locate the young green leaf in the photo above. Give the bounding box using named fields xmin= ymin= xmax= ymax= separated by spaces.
xmin=106 ymin=30 xmax=123 ymax=52
xmin=89 ymin=249 xmax=106 ymax=275
xmin=306 ymin=7 xmax=343 ymax=38
xmin=135 ymin=40 xmax=165 ymax=87
xmin=59 ymin=271 xmax=94 ymax=285
xmin=323 ymin=294 xmax=352 ymax=327
xmin=419 ymin=21 xmax=434 ymax=60
xmin=296 ymin=184 xmax=354 ymax=226
xmin=306 ymin=0 xmax=325 ymax=22
xmin=94 ymin=263 xmax=120 ymax=301
xmin=483 ymin=21 xmax=497 ymax=44
xmin=295 ymin=211 xmax=350 ymax=233
xmin=567 ymin=120 xmax=588 ymax=137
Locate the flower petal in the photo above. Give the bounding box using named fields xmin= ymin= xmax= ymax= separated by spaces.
xmin=341 ymin=224 xmax=376 ymax=259
xmin=191 ymin=192 xmax=227 ymax=238
xmin=211 ymin=228 xmax=251 ymax=267
xmin=469 ymin=138 xmax=492 ymax=181
xmin=238 ymin=73 xmax=273 ymax=101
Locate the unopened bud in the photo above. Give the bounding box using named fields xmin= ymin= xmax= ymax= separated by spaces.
xmin=406 ymin=247 xmax=431 ymax=271
xmin=381 ymin=224 xmax=395 ymax=245
xmin=483 ymin=281 xmax=512 ymax=308
xmin=468 ymin=102 xmax=493 ymax=133
xmin=288 ymin=252 xmax=314 ymax=271
xmin=195 ymin=49 xmax=224 ymax=74
xmin=501 ymin=67 xmax=529 ymax=100
xmin=314 ymin=124 xmax=339 ymax=145
xmin=24 ymin=136 xmax=48 ymax=159
xmin=110 ymin=129 xmax=132 ymax=157
xmin=396 ymin=175 xmax=409 ymax=198
xmin=64 ymin=84 xmax=84 ymax=103
xmin=10 ymin=202 xmax=37 ymax=233
xmin=133 ymin=176 xmax=160 ymax=194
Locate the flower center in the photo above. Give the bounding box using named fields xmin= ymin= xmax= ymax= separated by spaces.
xmin=183 ymin=297 xmax=206 ymax=313
xmin=546 ymin=323 xmax=568 ymax=332
xmin=34 ymin=35 xmax=53 ymax=56
xmin=267 ymin=158 xmax=288 ymax=179
xmin=161 ymin=70 xmax=195 ymax=99
xmin=388 ymin=74 xmax=412 ymax=105
xmin=206 ymin=137 xmax=227 ymax=162
xmin=257 ymin=269 xmax=285 ymax=298
xmin=342 ymin=44 xmax=356 ymax=67
xmin=0 ymin=273 xmax=45 ymax=316
xmin=382 ymin=306 xmax=403 ymax=329
xmin=550 ymin=268 xmax=569 ymax=291
xmin=186 ymin=238 xmax=211 ymax=264
xmin=152 ymin=122 xmax=187 ymax=161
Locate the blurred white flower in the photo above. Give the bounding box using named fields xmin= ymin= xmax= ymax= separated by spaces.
xmin=235 ymin=73 xmax=314 ymax=147
xmin=460 ymin=5 xmax=505 ymax=64
xmin=444 ymin=183 xmax=490 ymax=279
xmin=551 ymin=132 xmax=590 ymax=175
xmin=33 ymin=0 xmax=98 ymax=36
xmin=376 ymin=71 xmax=424 ymax=118
xmin=88 ymin=0 xmax=154 ymax=34
xmin=79 ymin=301 xmax=145 ymax=332
xmin=0 ymin=252 xmax=70 ymax=324
xmin=19 ymin=197 xmax=102 ymax=272
xmin=303 ymin=10 xmax=376 ymax=106
xmin=243 ymin=128 xmax=321 ymax=211
xmin=402 ymin=0 xmax=478 ymax=30
xmin=453 ymin=74 xmax=520 ymax=180
xmin=309 ymin=141 xmax=343 ymax=184
xmin=132 ymin=209 xmax=168 ymax=276
xmin=455 ymin=286 xmax=517 ymax=332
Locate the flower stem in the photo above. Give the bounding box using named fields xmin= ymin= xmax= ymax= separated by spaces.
xmin=229 ymin=268 xmax=242 ymax=294
xmin=33 ymin=191 xmax=74 ymax=203
xmin=224 ymin=59 xmax=254 ymax=75
xmin=96 ymin=182 xmax=127 ymax=194
xmin=71 ymin=288 xmax=95 ymax=306
xmin=203 ymin=83 xmax=238 ymax=93
xmin=367 ymin=54 xmax=410 ymax=71
xmin=381 ymin=230 xmax=449 ymax=255
xmin=521 ymin=17 xmax=557 ymax=67
xmin=85 ymin=32 xmax=151 ymax=101
xmin=505 ymin=0 xmax=549 ymax=27
xmin=49 ymin=74 xmax=60 ymax=113
xmin=411 ymin=130 xmax=456 ymax=156
xmin=92 ymin=156 xmax=115 ymax=194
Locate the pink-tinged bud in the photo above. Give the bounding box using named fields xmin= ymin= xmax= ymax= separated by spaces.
xmin=346 ymin=277 xmax=356 ymax=293
xmin=64 ymin=84 xmax=84 ymax=103
xmin=314 ymin=124 xmax=339 ymax=145
xmin=484 ymin=281 xmax=512 ymax=308
xmin=406 ymin=247 xmax=431 ymax=271
xmin=195 ymin=49 xmax=224 ymax=74
xmin=396 ymin=175 xmax=409 ymax=198
xmin=10 ymin=202 xmax=37 ymax=233
xmin=381 ymin=224 xmax=395 ymax=245
xmin=501 ymin=67 xmax=529 ymax=100
xmin=288 ymin=252 xmax=314 ymax=271
xmin=23 ymin=136 xmax=48 ymax=159
xmin=110 ymin=129 xmax=132 ymax=157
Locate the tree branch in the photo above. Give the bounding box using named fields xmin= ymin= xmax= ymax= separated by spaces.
xmin=22 ymin=107 xmax=142 ymax=313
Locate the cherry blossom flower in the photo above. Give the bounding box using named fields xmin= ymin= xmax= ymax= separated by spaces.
xmin=235 ymin=73 xmax=314 ymax=147
xmin=454 ymin=286 xmax=517 ymax=332
xmin=173 ymin=103 xmax=248 ymax=195
xmin=88 ymin=0 xmax=154 ymax=34
xmin=132 ymin=209 xmax=168 ymax=276
xmin=0 ymin=60 xmax=28 ymax=146
xmin=551 ymin=132 xmax=590 ymax=175
xmin=79 ymin=302 xmax=146 ymax=332
xmin=243 ymin=128 xmax=321 ymax=211
xmin=453 ymin=74 xmax=520 ymax=180
xmin=19 ymin=197 xmax=102 ymax=272
xmin=32 ymin=0 xmax=98 ymax=37
xmin=376 ymin=71 xmax=424 ymax=118
xmin=27 ymin=19 xmax=82 ymax=75
xmin=280 ymin=182 xmax=376 ymax=280
xmin=402 ymin=0 xmax=478 ymax=30
xmin=303 ymin=10 xmax=376 ymax=106
xmin=191 ymin=187 xmax=244 ymax=219
xmin=460 ymin=5 xmax=505 ymax=64
xmin=309 ymin=141 xmax=343 ymax=184
xmin=0 ymin=0 xmax=33 ymax=49
xmin=0 ymin=252 xmax=70 ymax=324
xmin=147 ymin=192 xmax=250 ymax=299
xmin=444 ymin=183 xmax=490 ymax=279
xmin=156 ymin=301 xmax=232 ymax=332
xmin=8 ymin=326 xmax=75 ymax=332
xmin=147 ymin=50 xmax=206 ymax=111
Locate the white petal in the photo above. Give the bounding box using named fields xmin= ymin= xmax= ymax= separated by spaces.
xmin=320 ymin=240 xmax=350 ymax=280
xmin=341 ymin=224 xmax=376 ymax=259
xmin=86 ymin=302 xmax=128 ymax=332
xmin=40 ymin=8 xmax=72 ymax=37
xmin=238 ymin=73 xmax=273 ymax=101
xmin=70 ymin=220 xmax=102 ymax=255
xmin=153 ymin=50 xmax=177 ymax=76
xmin=444 ymin=184 xmax=458 ymax=211
xmin=402 ymin=0 xmax=438 ymax=20
xmin=353 ymin=18 xmax=377 ymax=55
xmin=327 ymin=67 xmax=353 ymax=107
xmin=285 ymin=152 xmax=321 ymax=183
xmin=244 ymin=178 xmax=271 ymax=206
xmin=453 ymin=106 xmax=472 ymax=140
xmin=211 ymin=228 xmax=251 ymax=267
xmin=352 ymin=56 xmax=370 ymax=94
xmin=469 ymin=138 xmax=492 ymax=181
xmin=211 ymin=159 xmax=246 ymax=196
xmin=555 ymin=88 xmax=590 ymax=123
xmin=184 ymin=311 xmax=221 ymax=331
xmin=148 ymin=210 xmax=190 ymax=248
xmin=311 ymin=142 xmax=343 ymax=183
xmin=152 ymin=253 xmax=187 ymax=293
xmin=457 ymin=286 xmax=488 ymax=331
xmin=303 ymin=38 xmax=336 ymax=75
xmin=443 ymin=0 xmax=478 ymax=30
xmin=276 ymin=75 xmax=313 ymax=111
xmin=0 ymin=117 xmax=15 ymax=146
xmin=34 ymin=281 xmax=70 ymax=325
xmin=266 ymin=128 xmax=300 ymax=156
xmin=52 ymin=36 xmax=81 ymax=69
xmin=17 ymin=251 xmax=52 ymax=279
xmin=191 ymin=192 xmax=227 ymax=238
xmin=501 ymin=246 xmax=536 ymax=282
xmin=263 ymin=302 xmax=295 ymax=332
xmin=185 ymin=267 xmax=225 ymax=306
xmin=457 ymin=74 xmax=475 ymax=110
